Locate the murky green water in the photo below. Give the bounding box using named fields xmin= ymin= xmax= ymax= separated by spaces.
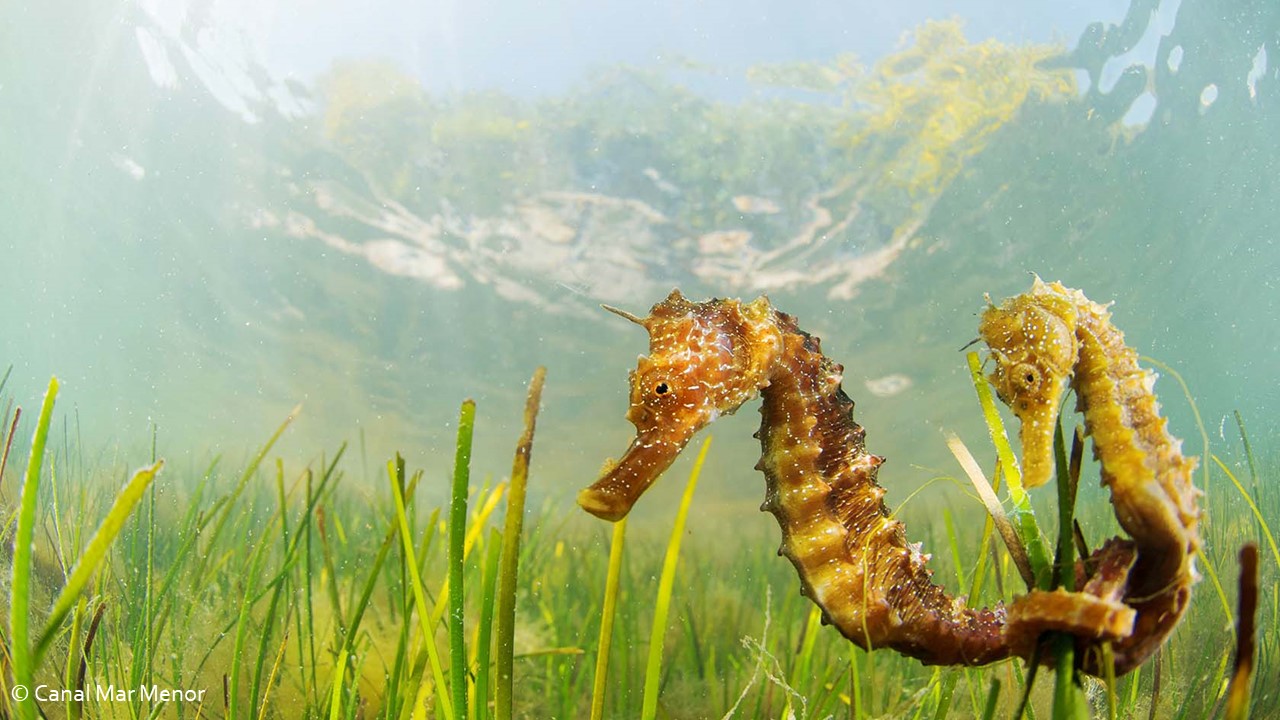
xmin=2 ymin=0 xmax=1276 ymax=521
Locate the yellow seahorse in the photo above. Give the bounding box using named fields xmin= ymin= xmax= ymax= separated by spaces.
xmin=980 ymin=277 xmax=1200 ymax=673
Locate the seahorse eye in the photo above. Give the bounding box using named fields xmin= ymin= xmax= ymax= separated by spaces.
xmin=654 ymin=382 xmax=670 ymax=396
xmin=1016 ymin=364 xmax=1042 ymax=393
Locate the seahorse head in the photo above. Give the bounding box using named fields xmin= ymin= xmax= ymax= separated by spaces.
xmin=978 ymin=278 xmax=1079 ymax=488
xmin=578 ymin=290 xmax=783 ymax=521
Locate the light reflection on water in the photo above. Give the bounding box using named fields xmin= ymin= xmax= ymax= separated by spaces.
xmin=0 ymin=0 xmax=1275 ymax=518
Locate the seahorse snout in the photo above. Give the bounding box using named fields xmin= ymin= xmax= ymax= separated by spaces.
xmin=578 ymin=429 xmax=689 ymax=521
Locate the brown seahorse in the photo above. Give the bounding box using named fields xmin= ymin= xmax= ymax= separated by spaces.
xmin=980 ymin=277 xmax=1200 ymax=674
xmin=578 ymin=289 xmax=1010 ymax=666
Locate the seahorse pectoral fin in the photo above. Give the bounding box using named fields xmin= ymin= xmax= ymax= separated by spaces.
xmin=578 ymin=432 xmax=686 ymax=521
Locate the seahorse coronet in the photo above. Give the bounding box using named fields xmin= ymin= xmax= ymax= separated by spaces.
xmin=580 ymin=280 xmax=1200 ymax=677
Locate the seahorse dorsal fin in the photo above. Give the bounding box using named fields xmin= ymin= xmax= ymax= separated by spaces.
xmin=601 ymin=304 xmax=647 ymax=327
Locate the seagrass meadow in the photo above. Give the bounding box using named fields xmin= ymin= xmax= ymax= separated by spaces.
xmin=0 ymin=359 xmax=1274 ymax=720
xmin=4 ymin=0 xmax=1280 ymax=718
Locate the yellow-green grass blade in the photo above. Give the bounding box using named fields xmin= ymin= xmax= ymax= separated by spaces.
xmin=62 ymin=598 xmax=85 ymax=720
xmin=967 ymin=471 xmax=1001 ymax=604
xmin=325 ymin=654 xmax=346 ymax=720
xmin=318 ymin=492 xmax=347 ymax=643
xmin=640 ymin=435 xmax=711 ymax=720
xmin=495 ymin=367 xmax=546 ymax=720
xmin=347 ymin=468 xmax=424 ymax=654
xmin=965 ymin=352 xmax=1021 ymax=491
xmin=195 ymin=404 xmax=300 ymax=582
xmin=143 ymin=458 xmax=216 ymax=640
xmin=9 ymin=376 xmax=58 ymax=720
xmin=159 ymin=415 xmax=305 ymax=695
xmin=249 ymin=462 xmax=291 ymax=713
xmin=0 ymin=403 xmax=21 ymax=499
xmin=1050 ymin=420 xmax=1089 ymax=720
xmin=980 ymin=680 xmax=1000 ymax=720
xmin=474 ymin=529 xmax=503 ymax=720
xmin=1213 ymin=455 xmax=1280 ymax=571
xmin=850 ymin=643 xmax=864 ymax=719
xmin=33 ymin=459 xmax=163 ymax=667
xmin=142 ymin=464 xmax=156 ymax=691
xmin=70 ymin=601 xmax=106 ymax=720
xmin=303 ymin=465 xmax=317 ymax=702
xmin=943 ymin=509 xmax=964 ymax=589
xmin=387 ymin=458 xmax=453 ymax=720
xmin=787 ymin=604 xmax=822 ymax=718
xmin=966 ymin=351 xmax=1051 ymax=589
xmin=248 ymin=464 xmax=301 ymax=714
xmin=1233 ymin=411 xmax=1261 ymax=501
xmin=229 ymin=511 xmax=279 ymax=720
xmin=324 ymin=464 xmax=425 ymax=720
xmin=429 ymin=478 xmax=507 ymax=629
xmin=257 ymin=630 xmax=291 ymax=720
xmin=449 ymin=399 xmax=477 ymax=720
xmin=933 ymin=510 xmax=965 ymax=720
xmin=193 ymin=455 xmax=344 ymax=709
xmin=589 ymin=516 xmax=627 ymax=720
xmin=1103 ymin=643 xmax=1119 ymax=720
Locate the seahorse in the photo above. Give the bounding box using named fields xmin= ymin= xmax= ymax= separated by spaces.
xmin=979 ymin=277 xmax=1200 ymax=674
xmin=578 ymin=289 xmax=1010 ymax=666
xmin=578 ymin=282 xmax=1199 ymax=675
